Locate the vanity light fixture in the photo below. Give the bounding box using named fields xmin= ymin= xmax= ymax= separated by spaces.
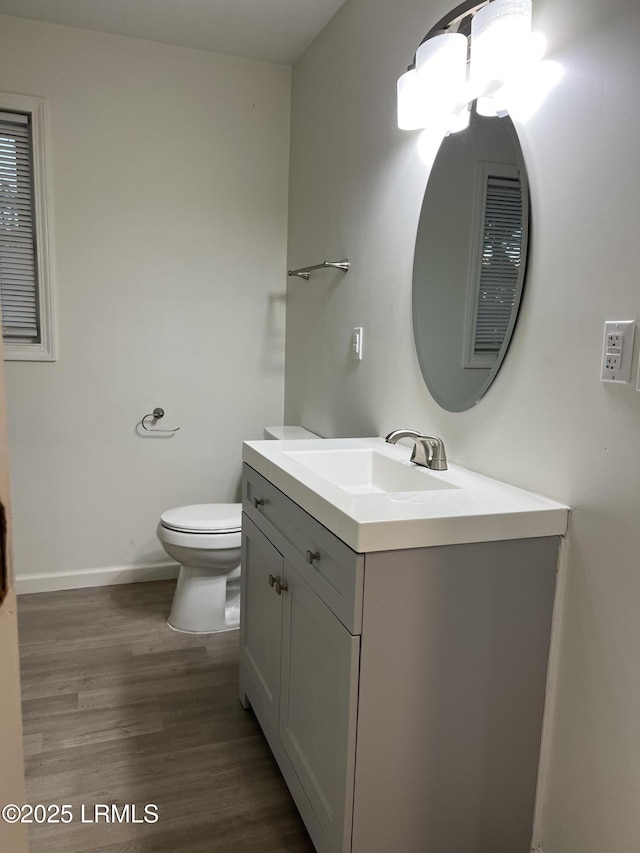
xmin=397 ymin=0 xmax=534 ymax=132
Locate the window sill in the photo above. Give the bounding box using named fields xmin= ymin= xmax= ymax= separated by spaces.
xmin=3 ymin=341 xmax=56 ymax=362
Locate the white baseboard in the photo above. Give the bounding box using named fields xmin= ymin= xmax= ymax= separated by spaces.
xmin=15 ymin=561 xmax=180 ymax=595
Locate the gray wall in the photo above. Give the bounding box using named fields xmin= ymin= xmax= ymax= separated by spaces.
xmin=285 ymin=0 xmax=640 ymax=850
xmin=0 ymin=16 xmax=290 ymax=585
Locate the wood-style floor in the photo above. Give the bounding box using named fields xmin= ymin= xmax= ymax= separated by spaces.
xmin=18 ymin=580 xmax=314 ymax=853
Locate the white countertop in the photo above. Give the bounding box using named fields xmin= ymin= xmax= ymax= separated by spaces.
xmin=242 ymin=437 xmax=570 ymax=553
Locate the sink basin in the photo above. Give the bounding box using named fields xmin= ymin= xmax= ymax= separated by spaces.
xmin=242 ymin=437 xmax=569 ymax=552
xmin=282 ymin=448 xmax=458 ymax=495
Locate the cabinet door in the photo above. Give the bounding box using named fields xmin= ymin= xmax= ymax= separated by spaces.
xmin=240 ymin=515 xmax=284 ymax=736
xmin=279 ymin=561 xmax=360 ymax=853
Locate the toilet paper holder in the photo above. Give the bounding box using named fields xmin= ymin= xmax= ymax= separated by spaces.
xmin=141 ymin=407 xmax=180 ymax=433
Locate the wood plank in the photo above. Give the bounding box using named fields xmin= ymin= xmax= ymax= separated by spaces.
xmin=18 ymin=580 xmax=314 ymax=853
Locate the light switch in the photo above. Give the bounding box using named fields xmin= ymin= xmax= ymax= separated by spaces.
xmin=352 ymin=327 xmax=363 ymax=361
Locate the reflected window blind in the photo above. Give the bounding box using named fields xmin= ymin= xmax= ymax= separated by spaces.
xmin=474 ymin=175 xmax=522 ymax=355
xmin=0 ymin=111 xmax=39 ymax=341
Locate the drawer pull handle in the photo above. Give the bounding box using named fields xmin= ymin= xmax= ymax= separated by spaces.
xmin=306 ymin=550 xmax=320 ymax=565
xmin=268 ymin=574 xmax=276 ymax=587
xmin=253 ymin=498 xmax=265 ymax=508
xmin=274 ymin=578 xmax=288 ymax=595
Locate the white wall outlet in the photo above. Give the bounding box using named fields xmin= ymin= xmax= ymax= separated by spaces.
xmin=601 ymin=320 xmax=635 ymax=382
xmin=351 ymin=326 xmax=363 ymax=361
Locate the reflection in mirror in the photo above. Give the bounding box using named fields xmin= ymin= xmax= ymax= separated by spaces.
xmin=412 ymin=104 xmax=529 ymax=412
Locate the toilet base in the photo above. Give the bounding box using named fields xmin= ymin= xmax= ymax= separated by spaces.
xmin=167 ymin=612 xmax=239 ymax=635
xmin=167 ymin=566 xmax=240 ymax=634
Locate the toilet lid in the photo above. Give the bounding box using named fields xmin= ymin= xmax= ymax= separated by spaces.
xmin=160 ymin=503 xmax=242 ymax=534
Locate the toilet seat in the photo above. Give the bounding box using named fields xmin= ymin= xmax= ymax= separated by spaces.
xmin=160 ymin=503 xmax=241 ymax=534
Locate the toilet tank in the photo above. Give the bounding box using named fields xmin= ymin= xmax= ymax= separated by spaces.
xmin=263 ymin=425 xmax=321 ymax=440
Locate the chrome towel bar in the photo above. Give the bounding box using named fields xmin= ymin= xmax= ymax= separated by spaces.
xmin=288 ymin=259 xmax=350 ymax=280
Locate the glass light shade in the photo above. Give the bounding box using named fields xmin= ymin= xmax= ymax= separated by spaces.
xmin=415 ymin=32 xmax=468 ymax=113
xmin=398 ymin=33 xmax=467 ymax=131
xmin=471 ymin=0 xmax=532 ymax=89
xmin=398 ymin=69 xmax=431 ymax=130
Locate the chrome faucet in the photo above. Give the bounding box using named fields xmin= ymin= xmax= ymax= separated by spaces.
xmin=384 ymin=429 xmax=448 ymax=471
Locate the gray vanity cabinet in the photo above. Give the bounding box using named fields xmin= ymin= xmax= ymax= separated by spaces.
xmin=240 ymin=463 xmax=560 ymax=853
xmin=240 ymin=511 xmax=360 ymax=852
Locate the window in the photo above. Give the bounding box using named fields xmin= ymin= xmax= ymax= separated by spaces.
xmin=464 ymin=161 xmax=525 ymax=369
xmin=0 ymin=93 xmax=55 ymax=361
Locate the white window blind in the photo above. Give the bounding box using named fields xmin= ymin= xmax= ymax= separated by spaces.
xmin=473 ymin=174 xmax=523 ymax=355
xmin=0 ymin=110 xmax=39 ymax=342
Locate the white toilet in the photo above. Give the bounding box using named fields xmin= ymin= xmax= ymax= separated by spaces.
xmin=157 ymin=503 xmax=242 ymax=633
xmin=157 ymin=425 xmax=319 ymax=633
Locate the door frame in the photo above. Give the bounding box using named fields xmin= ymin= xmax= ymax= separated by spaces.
xmin=0 ymin=337 xmax=30 ymax=852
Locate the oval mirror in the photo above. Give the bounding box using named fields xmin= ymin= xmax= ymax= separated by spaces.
xmin=412 ymin=106 xmax=529 ymax=412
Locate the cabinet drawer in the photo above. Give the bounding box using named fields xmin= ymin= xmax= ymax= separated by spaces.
xmin=243 ymin=464 xmax=364 ymax=635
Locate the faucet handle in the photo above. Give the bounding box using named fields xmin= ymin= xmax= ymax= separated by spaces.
xmin=385 ymin=429 xmax=447 ymax=470
xmin=415 ymin=435 xmax=447 ymax=471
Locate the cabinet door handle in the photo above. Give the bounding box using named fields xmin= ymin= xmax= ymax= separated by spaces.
xmin=306 ymin=550 xmax=320 ymax=565
xmin=253 ymin=497 xmax=265 ymax=508
xmin=268 ymin=573 xmax=277 ymax=587
xmin=274 ymin=579 xmax=288 ymax=595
